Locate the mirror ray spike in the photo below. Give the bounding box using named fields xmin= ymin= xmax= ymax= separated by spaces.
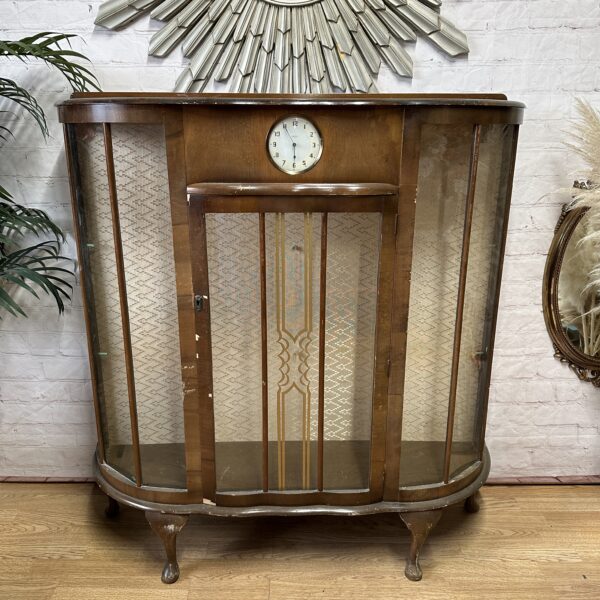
xmin=95 ymin=0 xmax=468 ymax=92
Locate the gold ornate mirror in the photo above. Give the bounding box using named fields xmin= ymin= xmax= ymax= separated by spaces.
xmin=543 ymin=203 xmax=600 ymax=386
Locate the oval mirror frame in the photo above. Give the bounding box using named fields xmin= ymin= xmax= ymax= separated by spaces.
xmin=543 ymin=205 xmax=600 ymax=386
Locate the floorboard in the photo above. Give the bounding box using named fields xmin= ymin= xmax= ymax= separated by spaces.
xmin=0 ymin=483 xmax=598 ymax=599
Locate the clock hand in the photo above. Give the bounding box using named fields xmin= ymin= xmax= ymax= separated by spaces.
xmin=284 ymin=127 xmax=297 ymax=160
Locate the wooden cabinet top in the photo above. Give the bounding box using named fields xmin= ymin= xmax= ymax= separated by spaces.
xmin=58 ymin=92 xmax=525 ymax=109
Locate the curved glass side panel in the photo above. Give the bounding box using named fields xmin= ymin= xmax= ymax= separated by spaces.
xmin=74 ymin=123 xmax=135 ymax=482
xmin=450 ymin=124 xmax=516 ymax=477
xmin=73 ymin=123 xmax=186 ymax=489
xmin=111 ymin=124 xmax=186 ymax=489
xmin=400 ymin=124 xmax=472 ymax=486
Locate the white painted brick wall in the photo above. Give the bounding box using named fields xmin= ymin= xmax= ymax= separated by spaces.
xmin=1 ymin=0 xmax=599 ymax=478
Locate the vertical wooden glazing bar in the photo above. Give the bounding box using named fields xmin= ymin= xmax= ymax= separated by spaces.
xmin=443 ymin=124 xmax=482 ymax=483
xmin=317 ymin=212 xmax=328 ymax=491
xmin=302 ymin=213 xmax=313 ymax=490
xmin=384 ymin=109 xmax=418 ymax=499
xmin=189 ymin=201 xmax=216 ymax=500
xmin=368 ymin=199 xmax=397 ymax=500
xmin=275 ymin=213 xmax=286 ymax=490
xmin=164 ymin=110 xmax=204 ymax=501
xmin=63 ymin=124 xmax=106 ymax=465
xmin=259 ymin=213 xmax=269 ymax=492
xmin=103 ymin=123 xmax=143 ymax=487
xmin=476 ymin=127 xmax=520 ymax=457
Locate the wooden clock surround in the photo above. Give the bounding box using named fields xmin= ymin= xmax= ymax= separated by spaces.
xmin=59 ymin=93 xmax=523 ymax=584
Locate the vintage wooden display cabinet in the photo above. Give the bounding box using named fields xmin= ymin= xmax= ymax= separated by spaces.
xmin=59 ymin=93 xmax=523 ymax=584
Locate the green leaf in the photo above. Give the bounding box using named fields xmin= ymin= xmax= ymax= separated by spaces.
xmin=0 ymin=286 xmax=28 ymax=317
xmin=0 ymin=33 xmax=100 ymax=93
xmin=0 ymin=78 xmax=49 ymax=138
xmin=0 ymin=199 xmax=65 ymax=247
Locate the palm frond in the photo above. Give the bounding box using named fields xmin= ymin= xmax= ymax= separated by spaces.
xmin=0 ymin=239 xmax=72 ymax=317
xmin=0 ymin=197 xmax=64 ymax=248
xmin=0 ymin=32 xmax=100 ymax=92
xmin=0 ymin=77 xmax=48 ymax=138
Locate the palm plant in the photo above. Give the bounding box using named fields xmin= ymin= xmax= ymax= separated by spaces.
xmin=0 ymin=32 xmax=99 ymax=317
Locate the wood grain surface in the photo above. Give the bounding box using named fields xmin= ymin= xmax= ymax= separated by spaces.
xmin=0 ymin=483 xmax=597 ymax=599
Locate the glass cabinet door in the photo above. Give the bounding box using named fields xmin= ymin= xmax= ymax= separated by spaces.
xmin=191 ymin=195 xmax=396 ymax=500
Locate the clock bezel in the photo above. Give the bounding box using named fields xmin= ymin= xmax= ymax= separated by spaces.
xmin=266 ymin=114 xmax=323 ymax=175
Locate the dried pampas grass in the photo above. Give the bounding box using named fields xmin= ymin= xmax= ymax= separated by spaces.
xmin=559 ymin=99 xmax=600 ymax=356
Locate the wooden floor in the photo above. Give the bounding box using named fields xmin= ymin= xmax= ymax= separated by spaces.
xmin=0 ymin=484 xmax=598 ymax=599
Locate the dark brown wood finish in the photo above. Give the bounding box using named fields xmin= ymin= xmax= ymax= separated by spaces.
xmin=317 ymin=212 xmax=327 ymax=492
xmin=259 ymin=213 xmax=269 ymax=493
xmin=103 ymin=123 xmax=143 ymax=487
xmin=384 ymin=110 xmax=419 ymax=500
xmin=369 ymin=200 xmax=398 ymax=499
xmin=195 ymin=196 xmax=387 ymax=213
xmin=163 ymin=109 xmax=205 ymax=502
xmin=60 ymin=94 xmax=522 ymax=584
xmin=187 ymin=182 xmax=398 ymax=196
xmin=188 ymin=192 xmax=397 ymax=506
xmin=464 ymin=490 xmax=482 ymax=513
xmin=443 ymin=125 xmax=482 ymax=484
xmin=183 ymin=105 xmax=405 ymax=185
xmin=104 ymin=495 xmax=120 ymax=518
xmin=145 ymin=511 xmax=190 ymax=584
xmin=399 ymin=509 xmax=443 ymax=581
xmin=188 ymin=204 xmax=217 ymax=502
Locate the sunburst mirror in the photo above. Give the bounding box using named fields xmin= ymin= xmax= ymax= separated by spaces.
xmin=95 ymin=0 xmax=469 ymax=93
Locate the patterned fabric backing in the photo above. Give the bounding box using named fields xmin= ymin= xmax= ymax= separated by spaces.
xmin=112 ymin=124 xmax=185 ymax=446
xmin=453 ymin=126 xmax=511 ymax=445
xmin=78 ymin=124 xmax=185 ymax=448
xmin=207 ymin=212 xmax=380 ymax=443
xmin=403 ymin=124 xmax=511 ymax=444
xmin=78 ymin=125 xmax=131 ymax=449
xmin=402 ymin=124 xmax=472 ymax=443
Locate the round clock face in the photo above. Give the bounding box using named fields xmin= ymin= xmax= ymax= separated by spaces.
xmin=267 ymin=116 xmax=323 ymax=175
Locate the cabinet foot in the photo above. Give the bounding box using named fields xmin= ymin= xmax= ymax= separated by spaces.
xmin=145 ymin=511 xmax=189 ymax=584
xmin=105 ymin=496 xmax=120 ymax=518
xmin=464 ymin=491 xmax=482 ymax=514
xmin=399 ymin=509 xmax=442 ymax=581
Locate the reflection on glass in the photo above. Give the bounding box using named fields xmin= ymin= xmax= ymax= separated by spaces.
xmin=76 ymin=123 xmax=135 ymax=482
xmin=323 ymin=213 xmax=380 ymax=490
xmin=266 ymin=213 xmax=321 ymax=491
xmin=401 ymin=123 xmax=516 ymax=486
xmin=558 ymin=210 xmax=600 ymax=358
xmin=207 ymin=211 xmax=381 ymax=492
xmin=207 ymin=213 xmax=263 ymax=492
xmin=112 ymin=124 xmax=186 ymax=489
xmin=400 ymin=124 xmax=472 ymax=486
xmin=76 ymin=123 xmax=187 ymax=488
xmin=451 ymin=124 xmax=515 ymax=477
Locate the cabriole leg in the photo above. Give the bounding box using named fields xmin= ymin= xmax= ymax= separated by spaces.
xmin=464 ymin=490 xmax=482 ymax=513
xmin=399 ymin=509 xmax=443 ymax=581
xmin=105 ymin=495 xmax=120 ymax=518
xmin=145 ymin=511 xmax=189 ymax=584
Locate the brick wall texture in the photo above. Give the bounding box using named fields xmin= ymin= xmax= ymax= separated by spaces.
xmin=1 ymin=0 xmax=599 ymax=477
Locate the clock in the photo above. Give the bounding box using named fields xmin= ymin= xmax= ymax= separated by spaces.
xmin=267 ymin=116 xmax=323 ymax=175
